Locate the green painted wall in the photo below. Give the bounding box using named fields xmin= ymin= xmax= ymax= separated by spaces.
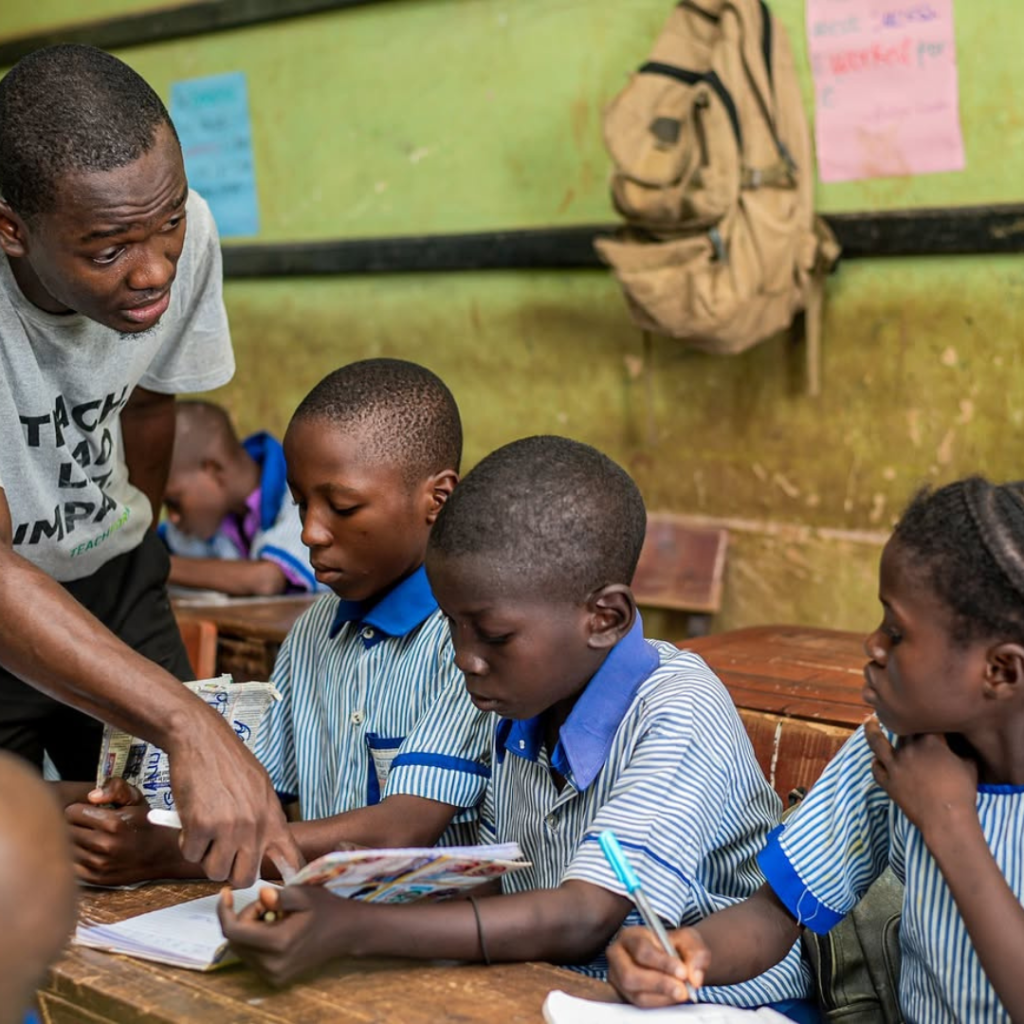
xmin=3 ymin=0 xmax=1021 ymax=636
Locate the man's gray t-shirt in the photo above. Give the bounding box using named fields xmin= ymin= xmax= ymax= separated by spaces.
xmin=0 ymin=191 xmax=234 ymax=582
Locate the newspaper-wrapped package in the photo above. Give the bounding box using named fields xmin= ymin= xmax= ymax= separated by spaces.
xmin=95 ymin=675 xmax=281 ymax=810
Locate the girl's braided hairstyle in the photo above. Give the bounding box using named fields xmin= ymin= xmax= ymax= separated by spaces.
xmin=893 ymin=477 xmax=1024 ymax=646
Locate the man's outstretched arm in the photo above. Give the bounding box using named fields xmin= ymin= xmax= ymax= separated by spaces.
xmin=0 ymin=488 xmax=301 ymax=886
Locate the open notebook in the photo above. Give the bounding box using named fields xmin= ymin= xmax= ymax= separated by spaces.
xmin=76 ymin=883 xmax=267 ymax=971
xmin=75 ymin=842 xmax=530 ymax=970
xmin=543 ymin=991 xmax=793 ymax=1023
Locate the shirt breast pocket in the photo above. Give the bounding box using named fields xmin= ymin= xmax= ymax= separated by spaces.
xmin=365 ymin=733 xmax=404 ymax=804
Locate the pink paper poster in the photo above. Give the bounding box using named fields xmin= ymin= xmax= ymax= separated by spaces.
xmin=806 ymin=1 xmax=965 ymax=182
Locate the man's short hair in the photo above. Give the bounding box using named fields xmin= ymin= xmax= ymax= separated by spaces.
xmin=0 ymin=44 xmax=176 ymax=219
xmin=291 ymin=358 xmax=462 ymax=482
xmin=429 ymin=435 xmax=647 ymax=602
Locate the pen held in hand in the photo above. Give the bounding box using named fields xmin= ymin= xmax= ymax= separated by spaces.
xmin=598 ymin=829 xmax=698 ymax=1002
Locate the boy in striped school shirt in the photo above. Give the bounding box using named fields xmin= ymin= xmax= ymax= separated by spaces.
xmin=65 ymin=359 xmax=493 ymax=883
xmin=610 ymin=477 xmax=1024 ymax=1024
xmin=219 ymin=436 xmax=814 ymax=1020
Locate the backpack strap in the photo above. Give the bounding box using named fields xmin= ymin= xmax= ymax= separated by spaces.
xmin=639 ymin=61 xmax=743 ymax=147
xmin=850 ymin=872 xmax=905 ymax=1024
xmin=740 ymin=162 xmax=795 ymax=188
xmin=804 ymin=216 xmax=842 ymax=396
xmin=805 ymin=271 xmax=824 ymax=397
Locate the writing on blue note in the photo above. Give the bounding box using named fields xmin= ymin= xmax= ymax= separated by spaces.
xmin=170 ymin=72 xmax=259 ymax=238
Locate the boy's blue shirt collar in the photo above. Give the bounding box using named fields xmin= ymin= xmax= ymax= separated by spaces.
xmin=327 ymin=564 xmax=438 ymax=643
xmin=242 ymin=431 xmax=288 ymax=531
xmin=496 ymin=616 xmax=658 ymax=791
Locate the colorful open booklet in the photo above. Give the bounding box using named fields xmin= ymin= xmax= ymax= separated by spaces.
xmin=75 ymin=842 xmax=531 ymax=970
xmin=288 ymin=841 xmax=529 ymax=902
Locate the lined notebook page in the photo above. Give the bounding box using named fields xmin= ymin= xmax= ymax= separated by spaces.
xmin=543 ymin=991 xmax=793 ymax=1024
xmin=75 ymin=883 xmax=270 ymax=971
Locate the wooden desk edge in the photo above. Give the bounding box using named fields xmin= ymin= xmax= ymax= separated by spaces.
xmin=45 ymin=884 xmax=616 ymax=1023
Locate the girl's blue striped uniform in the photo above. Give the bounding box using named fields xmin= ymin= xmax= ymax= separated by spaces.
xmin=759 ymin=724 xmax=1023 ymax=1023
xmin=480 ymin=617 xmax=811 ymax=1012
xmin=253 ymin=566 xmax=492 ymax=844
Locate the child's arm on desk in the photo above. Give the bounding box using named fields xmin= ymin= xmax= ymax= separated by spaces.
xmin=169 ymin=556 xmax=289 ymax=597
xmin=64 ymin=779 xmax=203 ymax=886
xmin=218 ymin=879 xmax=633 ymax=988
xmin=282 ymin=795 xmax=459 ymax=865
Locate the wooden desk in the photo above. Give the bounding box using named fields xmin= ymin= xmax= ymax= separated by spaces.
xmin=174 ymin=597 xmax=317 ymax=680
xmin=41 ymin=884 xmax=614 ymax=1023
xmin=686 ymin=624 xmax=870 ymax=729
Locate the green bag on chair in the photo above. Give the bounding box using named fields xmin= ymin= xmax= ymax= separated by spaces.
xmin=801 ymin=869 xmax=904 ymax=1024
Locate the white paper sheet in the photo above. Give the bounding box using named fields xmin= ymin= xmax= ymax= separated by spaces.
xmin=542 ymin=990 xmax=794 ymax=1024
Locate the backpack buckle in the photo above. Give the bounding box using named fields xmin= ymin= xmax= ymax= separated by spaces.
xmin=708 ymin=226 xmax=727 ymax=263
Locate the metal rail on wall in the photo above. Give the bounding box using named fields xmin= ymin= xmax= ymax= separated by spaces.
xmin=3 ymin=1 xmax=1023 ymax=274
xmin=0 ymin=0 xmax=380 ymax=64
xmin=219 ymin=207 xmax=1024 ymax=278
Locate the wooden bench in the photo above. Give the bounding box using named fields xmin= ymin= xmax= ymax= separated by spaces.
xmin=174 ymin=596 xmax=316 ymax=680
xmin=632 ymin=514 xmax=728 ymax=637
xmin=176 ymin=618 xmax=218 ymax=679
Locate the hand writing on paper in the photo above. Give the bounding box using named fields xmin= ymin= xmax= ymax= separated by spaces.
xmin=218 ymin=884 xmax=366 ymax=987
xmin=608 ymin=925 xmax=709 ymax=1007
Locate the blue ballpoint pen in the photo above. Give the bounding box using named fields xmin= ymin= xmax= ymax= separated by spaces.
xmin=598 ymin=829 xmax=698 ymax=1002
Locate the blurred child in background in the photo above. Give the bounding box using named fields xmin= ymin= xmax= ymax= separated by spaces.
xmin=160 ymin=400 xmax=320 ymax=596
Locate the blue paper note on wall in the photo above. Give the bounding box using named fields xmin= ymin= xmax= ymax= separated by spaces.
xmin=170 ymin=72 xmax=259 ymax=238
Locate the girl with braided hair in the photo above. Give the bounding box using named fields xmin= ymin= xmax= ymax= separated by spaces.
xmin=609 ymin=476 xmax=1024 ymax=1023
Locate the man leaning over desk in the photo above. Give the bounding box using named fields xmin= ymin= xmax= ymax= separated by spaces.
xmin=0 ymin=44 xmax=299 ymax=885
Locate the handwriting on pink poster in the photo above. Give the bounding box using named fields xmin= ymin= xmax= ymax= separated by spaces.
xmin=806 ymin=1 xmax=965 ymax=182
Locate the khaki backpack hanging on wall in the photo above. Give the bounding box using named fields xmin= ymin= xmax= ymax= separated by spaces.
xmin=595 ymin=0 xmax=840 ymax=394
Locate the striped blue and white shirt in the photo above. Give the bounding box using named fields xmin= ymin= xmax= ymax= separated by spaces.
xmin=254 ymin=566 xmax=492 ymax=844
xmin=480 ymin=617 xmax=810 ymax=1006
xmin=760 ymin=723 xmax=1024 ymax=1023
xmin=161 ymin=432 xmax=322 ymax=592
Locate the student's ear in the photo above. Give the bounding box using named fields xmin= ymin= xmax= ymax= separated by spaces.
xmin=585 ymin=584 xmax=637 ymax=650
xmin=424 ymin=469 xmax=458 ymax=525
xmin=0 ymin=200 xmax=29 ymax=258
xmin=983 ymin=643 xmax=1024 ymax=701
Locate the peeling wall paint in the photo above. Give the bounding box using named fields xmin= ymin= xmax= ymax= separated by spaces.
xmin=2 ymin=0 xmax=1021 ymax=636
